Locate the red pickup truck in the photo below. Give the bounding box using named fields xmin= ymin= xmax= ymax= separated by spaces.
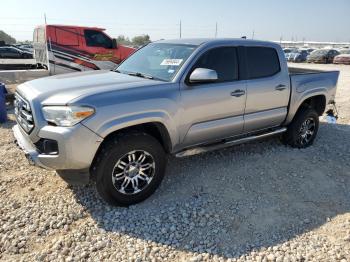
xmin=33 ymin=24 xmax=135 ymax=74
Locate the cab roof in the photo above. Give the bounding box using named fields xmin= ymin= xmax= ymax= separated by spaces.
xmin=36 ymin=24 xmax=106 ymax=31
xmin=156 ymin=38 xmax=279 ymax=47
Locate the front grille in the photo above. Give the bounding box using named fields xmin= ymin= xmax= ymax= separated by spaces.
xmin=14 ymin=93 xmax=35 ymax=133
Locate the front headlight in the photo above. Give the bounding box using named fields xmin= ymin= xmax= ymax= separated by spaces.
xmin=42 ymin=106 xmax=95 ymax=127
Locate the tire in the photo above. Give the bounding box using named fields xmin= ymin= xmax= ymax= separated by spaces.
xmin=282 ymin=107 xmax=319 ymax=148
xmin=94 ymin=132 xmax=167 ymax=206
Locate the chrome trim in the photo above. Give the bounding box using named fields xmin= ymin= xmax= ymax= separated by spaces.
xmin=14 ymin=93 xmax=35 ymax=133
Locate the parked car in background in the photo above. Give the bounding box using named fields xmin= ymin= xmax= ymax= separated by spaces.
xmin=286 ymin=50 xmax=309 ymax=63
xmin=305 ymin=48 xmax=315 ymax=54
xmin=18 ymin=44 xmax=34 ymax=54
xmin=307 ymin=49 xmax=340 ymax=63
xmin=333 ymin=49 xmax=350 ymax=65
xmin=0 ymin=46 xmax=33 ymax=59
xmin=283 ymin=47 xmax=298 ymax=54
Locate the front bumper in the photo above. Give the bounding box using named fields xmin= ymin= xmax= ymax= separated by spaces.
xmin=13 ymin=124 xmax=49 ymax=169
xmin=13 ymin=123 xmax=103 ymax=170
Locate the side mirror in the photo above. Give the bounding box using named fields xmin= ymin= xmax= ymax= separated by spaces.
xmin=189 ymin=68 xmax=218 ymax=83
xmin=112 ymin=38 xmax=118 ymax=49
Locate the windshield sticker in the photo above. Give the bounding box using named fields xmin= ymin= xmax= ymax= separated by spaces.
xmin=168 ymin=69 xmax=175 ymax=73
xmin=161 ymin=59 xmax=183 ymax=66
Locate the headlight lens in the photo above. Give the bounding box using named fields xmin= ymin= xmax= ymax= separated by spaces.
xmin=42 ymin=106 xmax=94 ymax=127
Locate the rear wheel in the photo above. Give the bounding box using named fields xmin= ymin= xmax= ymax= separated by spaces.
xmin=283 ymin=108 xmax=319 ymax=148
xmin=94 ymin=132 xmax=167 ymax=206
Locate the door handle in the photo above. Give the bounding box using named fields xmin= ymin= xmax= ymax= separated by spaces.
xmin=275 ymin=84 xmax=287 ymax=91
xmin=231 ymin=89 xmax=245 ymax=97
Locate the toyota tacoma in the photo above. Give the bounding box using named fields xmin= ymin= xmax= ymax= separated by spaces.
xmin=13 ymin=39 xmax=339 ymax=205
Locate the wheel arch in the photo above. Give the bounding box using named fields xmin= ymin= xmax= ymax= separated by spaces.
xmin=90 ymin=121 xmax=173 ymax=179
xmin=296 ymin=94 xmax=327 ymax=116
xmin=285 ymin=93 xmax=327 ymax=125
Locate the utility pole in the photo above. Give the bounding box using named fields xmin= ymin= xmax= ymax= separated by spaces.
xmin=44 ymin=13 xmax=47 ymax=24
xmin=215 ymin=22 xmax=218 ymax=38
xmin=252 ymin=30 xmax=255 ymax=39
xmin=179 ymin=20 xmax=182 ymax=38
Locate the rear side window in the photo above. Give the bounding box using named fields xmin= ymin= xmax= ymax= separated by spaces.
xmin=246 ymin=47 xmax=280 ymax=79
xmin=84 ymin=30 xmax=112 ymax=48
xmin=193 ymin=47 xmax=238 ymax=82
xmin=55 ymin=28 xmax=79 ymax=46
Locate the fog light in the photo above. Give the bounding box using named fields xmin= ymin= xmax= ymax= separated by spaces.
xmin=34 ymin=139 xmax=59 ymax=155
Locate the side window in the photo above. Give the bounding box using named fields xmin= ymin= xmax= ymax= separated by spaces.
xmin=193 ymin=47 xmax=239 ymax=82
xmin=246 ymin=47 xmax=280 ymax=79
xmin=9 ymin=48 xmax=18 ymax=54
xmin=56 ymin=28 xmax=79 ymax=46
xmin=84 ymin=30 xmax=112 ymax=48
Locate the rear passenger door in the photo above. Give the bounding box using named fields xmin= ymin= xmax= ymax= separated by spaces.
xmin=243 ymin=46 xmax=290 ymax=133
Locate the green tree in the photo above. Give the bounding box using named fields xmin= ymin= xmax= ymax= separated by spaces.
xmin=0 ymin=30 xmax=16 ymax=44
xmin=116 ymin=35 xmax=132 ymax=46
xmin=131 ymin=35 xmax=151 ymax=47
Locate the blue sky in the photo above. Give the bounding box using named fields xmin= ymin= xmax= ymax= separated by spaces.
xmin=1 ymin=0 xmax=349 ymax=42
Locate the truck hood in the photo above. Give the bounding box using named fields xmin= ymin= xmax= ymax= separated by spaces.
xmin=17 ymin=70 xmax=160 ymax=105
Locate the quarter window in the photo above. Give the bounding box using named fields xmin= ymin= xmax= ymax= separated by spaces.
xmin=84 ymin=30 xmax=113 ymax=48
xmin=193 ymin=47 xmax=239 ymax=82
xmin=56 ymin=28 xmax=79 ymax=46
xmin=246 ymin=47 xmax=280 ymax=79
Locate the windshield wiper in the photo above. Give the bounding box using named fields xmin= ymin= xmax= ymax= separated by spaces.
xmin=114 ymin=70 xmax=166 ymax=81
xmin=127 ymin=72 xmax=154 ymax=80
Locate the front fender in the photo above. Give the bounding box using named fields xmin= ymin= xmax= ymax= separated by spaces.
xmin=87 ymin=111 xmax=178 ymax=150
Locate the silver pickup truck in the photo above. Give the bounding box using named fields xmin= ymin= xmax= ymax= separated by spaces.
xmin=13 ymin=39 xmax=339 ymax=205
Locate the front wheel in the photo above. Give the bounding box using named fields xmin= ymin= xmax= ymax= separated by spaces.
xmin=94 ymin=132 xmax=167 ymax=206
xmin=282 ymin=108 xmax=319 ymax=148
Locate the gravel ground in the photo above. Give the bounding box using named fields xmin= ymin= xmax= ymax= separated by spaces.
xmin=1 ymin=63 xmax=350 ymax=261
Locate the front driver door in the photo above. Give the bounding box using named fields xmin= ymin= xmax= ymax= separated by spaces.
xmin=180 ymin=46 xmax=247 ymax=147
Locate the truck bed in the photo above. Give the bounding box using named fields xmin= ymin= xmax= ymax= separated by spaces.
xmin=285 ymin=66 xmax=339 ymax=124
xmin=289 ymin=67 xmax=330 ymax=75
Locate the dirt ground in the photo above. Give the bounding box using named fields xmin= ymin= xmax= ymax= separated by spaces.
xmin=0 ymin=63 xmax=349 ymax=261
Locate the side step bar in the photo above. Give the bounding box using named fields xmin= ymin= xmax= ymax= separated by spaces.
xmin=175 ymin=127 xmax=287 ymax=158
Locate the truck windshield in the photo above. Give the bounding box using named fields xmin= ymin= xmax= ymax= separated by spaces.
xmin=116 ymin=43 xmax=197 ymax=81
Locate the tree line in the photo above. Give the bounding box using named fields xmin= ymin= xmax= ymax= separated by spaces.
xmin=0 ymin=30 xmax=16 ymax=44
xmin=116 ymin=35 xmax=151 ymax=47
